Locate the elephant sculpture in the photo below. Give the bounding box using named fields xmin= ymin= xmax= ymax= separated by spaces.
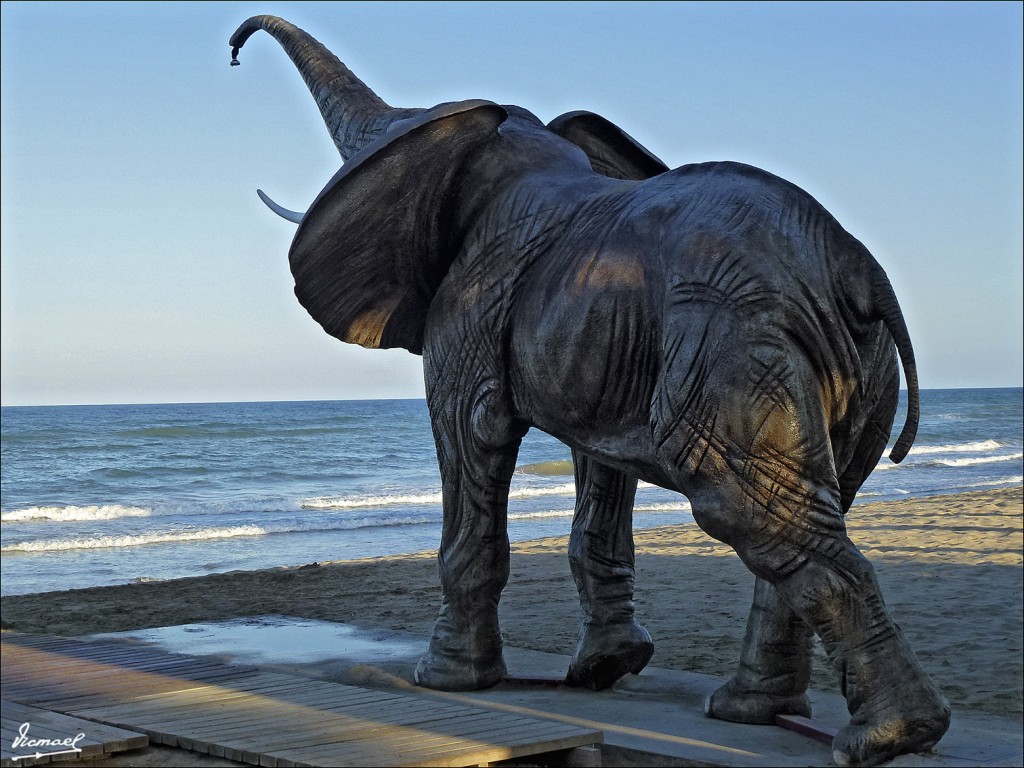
xmin=229 ymin=16 xmax=950 ymax=766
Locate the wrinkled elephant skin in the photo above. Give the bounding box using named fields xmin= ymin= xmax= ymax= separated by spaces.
xmin=230 ymin=16 xmax=950 ymax=766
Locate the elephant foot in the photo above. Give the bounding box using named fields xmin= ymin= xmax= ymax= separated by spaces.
xmin=565 ymin=620 xmax=654 ymax=691
xmin=704 ymin=677 xmax=811 ymax=724
xmin=414 ymin=649 xmax=506 ymax=691
xmin=832 ymin=693 xmax=950 ymax=767
xmin=413 ymin=607 xmax=506 ymax=691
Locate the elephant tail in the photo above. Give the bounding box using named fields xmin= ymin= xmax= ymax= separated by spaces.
xmin=872 ymin=271 xmax=919 ymax=464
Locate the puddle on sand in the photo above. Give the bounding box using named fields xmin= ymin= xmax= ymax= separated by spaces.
xmin=93 ymin=615 xmax=425 ymax=665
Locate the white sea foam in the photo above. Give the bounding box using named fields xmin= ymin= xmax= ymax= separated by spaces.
xmin=0 ymin=505 xmax=152 ymax=523
xmin=874 ymin=445 xmax=1020 ymax=471
xmin=909 ymin=440 xmax=1003 ymax=455
xmin=0 ymin=515 xmax=436 ymax=553
xmin=509 ymin=501 xmax=692 ymax=521
xmin=302 ymin=492 xmax=443 ymax=510
xmin=961 ymin=476 xmax=1023 ymax=489
xmin=302 ymin=482 xmax=577 ymax=510
xmin=634 ymin=502 xmax=692 ymax=512
xmin=927 ymin=452 xmax=1022 ymax=468
xmin=508 ymin=509 xmax=575 ymax=520
xmin=511 ymin=483 xmax=577 ymax=499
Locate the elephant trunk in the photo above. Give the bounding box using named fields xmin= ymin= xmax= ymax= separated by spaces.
xmin=873 ymin=274 xmax=920 ymax=463
xmin=229 ymin=15 xmax=422 ymax=160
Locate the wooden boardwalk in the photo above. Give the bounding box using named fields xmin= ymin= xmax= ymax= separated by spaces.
xmin=0 ymin=633 xmax=601 ymax=767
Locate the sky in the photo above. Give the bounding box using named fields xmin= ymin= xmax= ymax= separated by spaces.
xmin=1 ymin=1 xmax=1021 ymax=406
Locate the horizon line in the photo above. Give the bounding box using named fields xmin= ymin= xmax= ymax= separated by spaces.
xmin=3 ymin=385 xmax=1022 ymax=409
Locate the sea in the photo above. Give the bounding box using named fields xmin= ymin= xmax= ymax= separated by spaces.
xmin=2 ymin=389 xmax=1021 ymax=596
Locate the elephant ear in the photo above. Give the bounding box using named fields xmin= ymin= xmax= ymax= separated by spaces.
xmin=547 ymin=110 xmax=669 ymax=180
xmin=289 ymin=100 xmax=508 ymax=354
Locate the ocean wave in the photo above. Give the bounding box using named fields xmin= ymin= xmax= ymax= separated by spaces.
xmin=925 ymin=452 xmax=1022 ymax=468
xmin=908 ymin=439 xmax=1004 ymax=455
xmin=115 ymin=424 xmax=354 ymax=440
xmin=508 ymin=509 xmax=575 ymax=521
xmin=0 ymin=514 xmax=436 ymax=553
xmin=302 ymin=482 xmax=578 ymax=510
xmin=634 ymin=502 xmax=692 ymax=512
xmin=511 ymin=482 xmax=577 ymax=499
xmin=508 ymin=501 xmax=692 ymax=522
xmin=0 ymin=505 xmax=152 ymax=523
xmin=303 ymin=492 xmax=443 ymax=510
xmin=872 ymin=448 xmax=1021 ymax=472
xmin=117 ymin=426 xmax=200 ymax=439
xmin=961 ymin=476 xmax=1023 ymax=489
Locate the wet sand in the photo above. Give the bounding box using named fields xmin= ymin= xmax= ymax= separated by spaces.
xmin=2 ymin=486 xmax=1021 ymax=719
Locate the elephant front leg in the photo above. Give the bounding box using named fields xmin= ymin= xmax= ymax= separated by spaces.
xmin=414 ymin=385 xmax=524 ymax=692
xmin=564 ymin=451 xmax=654 ymax=690
xmin=705 ymin=576 xmax=813 ymax=723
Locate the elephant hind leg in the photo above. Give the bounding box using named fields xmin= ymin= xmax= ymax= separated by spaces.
xmin=564 ymin=450 xmax=653 ymax=690
xmin=777 ymin=543 xmax=949 ymax=767
xmin=690 ymin=481 xmax=949 ymax=767
xmin=705 ymin=576 xmax=813 ymax=723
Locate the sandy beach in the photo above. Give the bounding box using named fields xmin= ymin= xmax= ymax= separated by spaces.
xmin=2 ymin=486 xmax=1021 ymax=721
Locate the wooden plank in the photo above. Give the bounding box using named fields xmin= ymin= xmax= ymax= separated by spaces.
xmin=6 ymin=667 xmax=255 ymax=709
xmin=238 ymin=717 xmax=504 ymax=767
xmin=1 ymin=700 xmax=147 ymax=767
xmin=1 ymin=718 xmax=105 ymax=752
xmin=66 ymin=675 xmax=315 ymax=720
xmin=198 ymin=701 xmax=497 ymax=752
xmin=1 ymin=640 xmax=253 ymax=678
xmin=77 ymin=692 xmax=458 ymax=753
xmin=280 ymin=717 xmax=600 ymax=768
xmin=4 ymin=652 xmax=238 ymax=683
xmin=259 ymin=709 xmax=597 ymax=766
xmin=22 ymin=674 xmax=256 ymax=713
xmin=75 ymin=681 xmax=416 ymax=735
xmin=3 ymin=700 xmax=147 ymax=752
xmin=236 ymin=682 xmax=408 ymax=711
xmin=2 ymin=654 xmax=224 ymax=692
xmin=292 ymin=720 xmax=522 ymax=762
xmin=68 ymin=674 xmax=311 ymax=717
xmin=0 ymin=635 xmax=72 ymax=650
xmin=144 ymin=696 xmax=475 ymax=753
xmin=2 ymin=636 xmax=228 ymax=670
xmin=170 ymin=698 xmax=581 ymax=765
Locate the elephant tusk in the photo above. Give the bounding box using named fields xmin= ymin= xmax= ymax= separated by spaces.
xmin=257 ymin=189 xmax=304 ymax=223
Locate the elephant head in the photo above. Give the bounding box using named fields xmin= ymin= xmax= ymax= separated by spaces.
xmin=229 ymin=15 xmax=670 ymax=356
